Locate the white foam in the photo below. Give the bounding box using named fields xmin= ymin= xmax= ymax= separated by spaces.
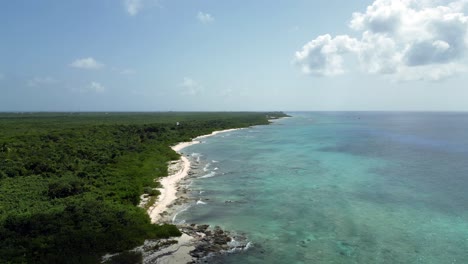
xmin=191 ymin=153 xmax=202 ymax=162
xmin=203 ymin=163 xmax=211 ymax=172
xmin=227 ymin=238 xmax=240 ymax=248
xmin=212 ymin=160 xmax=219 ymax=163
xmin=226 ymin=239 xmax=253 ymax=253
xmin=245 ymin=241 xmax=253 ymax=250
xmin=198 ymin=171 xmax=216 ymax=179
xmin=196 ymin=199 xmax=206 ymax=205
xmin=214 ymin=167 xmax=218 ymax=170
xmin=172 ymin=205 xmax=191 ymax=224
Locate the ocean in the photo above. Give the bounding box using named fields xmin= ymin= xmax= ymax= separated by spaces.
xmin=176 ymin=112 xmax=468 ymax=264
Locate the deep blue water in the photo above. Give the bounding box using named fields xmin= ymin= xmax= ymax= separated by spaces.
xmin=178 ymin=112 xmax=468 ymax=263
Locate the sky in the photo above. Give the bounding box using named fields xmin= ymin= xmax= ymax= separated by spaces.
xmin=1 ymin=0 xmax=468 ymax=111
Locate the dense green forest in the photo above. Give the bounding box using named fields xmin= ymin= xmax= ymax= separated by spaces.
xmin=0 ymin=112 xmax=288 ymax=263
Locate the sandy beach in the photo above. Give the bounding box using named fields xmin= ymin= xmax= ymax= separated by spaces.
xmin=143 ymin=128 xmax=243 ymax=263
xmin=194 ymin=128 xmax=242 ymax=140
xmin=147 ymin=128 xmax=243 ymax=223
xmin=147 ymin=154 xmax=192 ymax=223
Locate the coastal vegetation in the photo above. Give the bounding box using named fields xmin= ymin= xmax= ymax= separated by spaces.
xmin=0 ymin=112 xmax=287 ymax=263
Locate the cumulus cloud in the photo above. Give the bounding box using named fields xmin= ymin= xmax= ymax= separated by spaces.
xmin=27 ymin=77 xmax=58 ymax=87
xmin=88 ymin=82 xmax=106 ymax=93
xmin=124 ymin=0 xmax=143 ymax=16
xmin=70 ymin=57 xmax=104 ymax=70
xmin=295 ymin=34 xmax=361 ymax=76
xmin=180 ymin=77 xmax=203 ymax=95
xmin=123 ymin=0 xmax=158 ymax=16
xmin=295 ymin=0 xmax=468 ymax=80
xmin=83 ymin=82 xmax=106 ymax=93
xmin=197 ymin=12 xmax=214 ymax=23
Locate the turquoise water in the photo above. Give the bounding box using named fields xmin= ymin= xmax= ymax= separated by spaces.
xmin=178 ymin=112 xmax=468 ymax=264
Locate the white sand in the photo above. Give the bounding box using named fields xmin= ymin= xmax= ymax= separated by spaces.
xmin=147 ymin=142 xmax=197 ymax=223
xmin=172 ymin=141 xmax=200 ymax=152
xmin=194 ymin=128 xmax=242 ymax=140
xmin=144 ymin=128 xmax=243 ymax=263
xmin=147 ymin=128 xmax=242 ymax=223
xmin=144 ymin=234 xmax=196 ymax=264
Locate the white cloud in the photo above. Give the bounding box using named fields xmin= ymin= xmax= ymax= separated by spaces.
xmin=180 ymin=77 xmax=203 ymax=95
xmin=397 ymin=62 xmax=468 ymax=81
xmin=197 ymin=11 xmax=214 ymax=23
xmin=295 ymin=0 xmax=468 ymax=81
xmin=295 ymin=34 xmax=361 ymax=76
xmin=123 ymin=0 xmax=158 ymax=16
xmin=124 ymin=0 xmax=143 ymax=16
xmin=70 ymin=57 xmax=104 ymax=70
xmin=88 ymin=82 xmax=106 ymax=93
xmin=27 ymin=77 xmax=58 ymax=87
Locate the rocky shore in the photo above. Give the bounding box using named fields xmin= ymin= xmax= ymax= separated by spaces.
xmin=139 ymin=129 xmax=250 ymax=263
xmin=139 ymin=224 xmax=250 ymax=264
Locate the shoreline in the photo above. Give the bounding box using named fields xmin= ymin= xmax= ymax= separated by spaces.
xmin=143 ymin=128 xmax=244 ymax=263
xmin=146 ymin=128 xmax=243 ymax=224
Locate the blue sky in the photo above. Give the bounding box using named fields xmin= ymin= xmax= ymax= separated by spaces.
xmin=1 ymin=0 xmax=468 ymax=111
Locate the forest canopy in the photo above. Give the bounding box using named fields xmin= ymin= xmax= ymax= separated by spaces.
xmin=0 ymin=112 xmax=288 ymax=263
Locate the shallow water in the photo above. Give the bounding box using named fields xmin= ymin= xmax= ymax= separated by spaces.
xmin=178 ymin=112 xmax=468 ymax=264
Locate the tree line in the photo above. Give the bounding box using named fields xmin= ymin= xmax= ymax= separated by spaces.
xmin=0 ymin=112 xmax=288 ymax=263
